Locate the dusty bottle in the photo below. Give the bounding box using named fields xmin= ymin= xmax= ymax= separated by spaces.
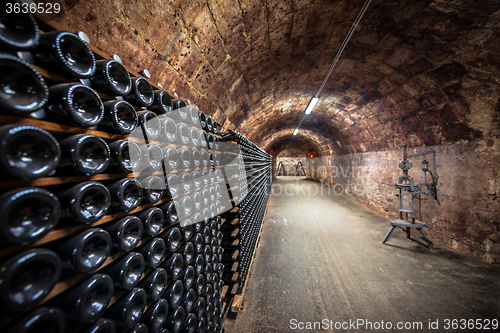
xmin=0 ymin=53 xmax=48 ymax=114
xmin=90 ymin=59 xmax=132 ymax=96
xmin=0 ymin=187 xmax=60 ymax=245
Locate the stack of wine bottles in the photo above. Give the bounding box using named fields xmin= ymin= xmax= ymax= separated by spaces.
xmin=218 ymin=133 xmax=273 ymax=297
xmin=0 ymin=7 xmax=236 ymax=333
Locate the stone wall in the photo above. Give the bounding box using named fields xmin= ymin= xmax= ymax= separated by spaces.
xmin=308 ymin=139 xmax=500 ymax=264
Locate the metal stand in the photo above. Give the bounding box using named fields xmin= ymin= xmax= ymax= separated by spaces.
xmin=382 ymin=144 xmax=440 ymax=250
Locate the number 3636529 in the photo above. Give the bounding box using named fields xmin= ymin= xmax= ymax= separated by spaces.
xmin=6 ymin=2 xmax=61 ymax=14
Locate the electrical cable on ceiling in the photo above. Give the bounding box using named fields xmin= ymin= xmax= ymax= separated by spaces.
xmin=293 ymin=0 xmax=373 ymax=138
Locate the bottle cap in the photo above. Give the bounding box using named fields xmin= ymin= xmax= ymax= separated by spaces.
xmin=78 ymin=31 xmax=90 ymax=43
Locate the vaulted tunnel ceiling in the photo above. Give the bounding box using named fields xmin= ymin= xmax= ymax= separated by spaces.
xmin=54 ymin=0 xmax=500 ymax=154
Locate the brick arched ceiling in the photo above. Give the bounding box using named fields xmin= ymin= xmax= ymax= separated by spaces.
xmin=54 ymin=0 xmax=500 ymax=154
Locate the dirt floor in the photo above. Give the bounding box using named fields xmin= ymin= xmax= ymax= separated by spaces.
xmin=223 ymin=177 xmax=500 ymax=333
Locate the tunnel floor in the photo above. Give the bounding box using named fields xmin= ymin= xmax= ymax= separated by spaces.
xmin=224 ymin=177 xmax=500 ymax=333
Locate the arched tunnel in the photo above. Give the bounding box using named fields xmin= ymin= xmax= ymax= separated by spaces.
xmin=2 ymin=0 xmax=498 ymax=331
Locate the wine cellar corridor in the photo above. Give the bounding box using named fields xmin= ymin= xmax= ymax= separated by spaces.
xmin=0 ymin=1 xmax=499 ymax=333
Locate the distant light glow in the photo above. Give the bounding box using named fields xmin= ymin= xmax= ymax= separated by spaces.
xmin=293 ymin=128 xmax=298 ymax=136
xmin=305 ymin=96 xmax=319 ymax=115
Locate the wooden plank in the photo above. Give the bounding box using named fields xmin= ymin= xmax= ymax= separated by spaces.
xmin=231 ymin=261 xmax=239 ymax=272
xmin=230 ymin=294 xmax=243 ymax=313
xmin=221 ymin=285 xmax=229 ymax=298
xmin=231 ymin=283 xmax=239 ymax=295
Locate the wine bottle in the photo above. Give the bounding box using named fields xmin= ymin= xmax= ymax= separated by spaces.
xmin=181 ymin=223 xmax=195 ymax=242
xmin=104 ymin=215 xmax=143 ymax=251
xmin=198 ymin=111 xmax=207 ymax=131
xmin=212 ymin=120 xmax=218 ymax=134
xmin=192 ymin=191 xmax=202 ymax=212
xmin=178 ymin=242 xmax=195 ymax=265
xmin=150 ymin=90 xmax=173 ymax=114
xmin=0 ymin=187 xmax=60 ymax=245
xmin=213 ymin=321 xmax=221 ymax=333
xmin=90 ymin=59 xmax=132 ymax=96
xmin=197 ymin=317 xmax=207 ymax=333
xmin=191 ymin=150 xmax=202 ymax=169
xmin=136 ymin=237 xmax=166 ymax=268
xmin=124 ymin=77 xmax=154 ymax=107
xmin=179 ymin=196 xmax=193 ymax=219
xmin=177 ymin=123 xmax=190 ymax=146
xmin=217 ymin=294 xmax=224 ymax=311
xmin=162 ymin=253 xmax=184 ymax=281
xmin=180 ymin=171 xmax=192 ymax=194
xmin=166 ymin=305 xmax=185 ymax=333
xmin=0 ymin=53 xmax=48 ymax=114
xmin=163 ymin=151 xmax=179 ymax=181
xmin=100 ymin=252 xmax=145 ymax=290
xmin=137 ymin=207 xmax=165 ymax=237
xmin=46 ymin=83 xmax=105 ymax=127
xmin=172 ymin=98 xmax=186 ymax=110
xmin=136 ymin=267 xmax=168 ymax=300
xmin=206 ymin=116 xmax=213 ymax=133
xmin=102 ymin=100 xmax=138 ymax=134
xmin=6 ymin=307 xmax=65 ymax=333
xmin=194 ymin=274 xmax=205 ymax=297
xmin=58 ymin=274 xmax=113 ymax=323
xmin=108 ymin=139 xmax=142 ymax=173
xmin=191 ymin=233 xmax=204 ymax=254
xmin=59 ymin=134 xmax=110 ymax=175
xmin=181 ymin=265 xmax=195 ymax=290
xmin=212 ymin=289 xmax=220 ymax=309
xmin=199 ymin=129 xmax=207 ymax=149
xmin=140 ymin=175 xmax=165 ymax=204
xmin=82 ymin=318 xmax=116 ymax=333
xmin=204 ymin=263 xmax=213 ymax=285
xmin=205 ymin=302 xmax=214 ymax=322
xmin=140 ymin=298 xmax=168 ymax=331
xmin=186 ymin=105 xmax=199 ymax=125
xmin=193 ymin=254 xmax=204 ymax=276
xmin=160 ymin=116 xmax=177 ymax=144
xmin=0 ymin=124 xmax=60 ymax=179
xmin=203 ymin=246 xmax=212 ymax=267
xmin=108 ymin=178 xmax=143 ymax=212
xmin=165 ymin=280 xmax=184 ymax=309
xmin=34 ymin=31 xmax=96 ymax=78
xmin=140 ymin=143 xmax=163 ymax=171
xmin=178 ymin=148 xmax=192 ymax=170
xmin=159 ymin=200 xmax=179 ymax=226
xmin=0 ymin=3 xmax=39 ymax=50
xmin=129 ymin=323 xmax=147 ymax=333
xmin=206 ymin=320 xmax=214 ymax=333
xmin=201 ymin=151 xmax=210 ymax=169
xmin=189 ymin=127 xmax=200 ymax=147
xmin=53 ymin=228 xmax=111 ymax=273
xmin=194 ymin=297 xmax=205 ymax=321
xmin=57 ymin=181 xmax=111 ymax=224
xmin=183 ymin=312 xmax=197 ymax=332
xmin=105 ymin=288 xmax=147 ymax=328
